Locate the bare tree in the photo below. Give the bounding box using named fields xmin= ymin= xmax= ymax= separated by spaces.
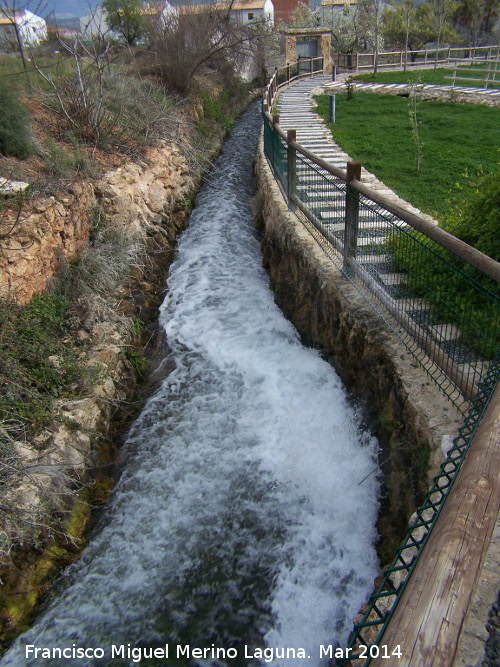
xmin=28 ymin=15 xmax=119 ymax=151
xmin=149 ymin=1 xmax=266 ymax=93
xmin=422 ymin=0 xmax=457 ymax=69
xmin=358 ymin=0 xmax=384 ymax=75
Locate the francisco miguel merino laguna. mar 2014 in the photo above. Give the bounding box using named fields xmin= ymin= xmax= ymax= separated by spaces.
xmin=25 ymin=643 xmax=402 ymax=662
xmin=25 ymin=643 xmax=404 ymax=662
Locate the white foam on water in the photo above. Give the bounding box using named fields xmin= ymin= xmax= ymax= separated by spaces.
xmin=1 ymin=103 xmax=380 ymax=667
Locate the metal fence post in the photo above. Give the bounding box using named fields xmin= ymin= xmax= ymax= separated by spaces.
xmin=329 ymin=95 xmax=336 ymax=122
xmin=343 ymin=161 xmax=362 ymax=274
xmin=287 ymin=129 xmax=297 ymax=206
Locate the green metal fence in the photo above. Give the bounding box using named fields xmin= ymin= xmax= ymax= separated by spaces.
xmin=263 ymin=111 xmax=500 ymax=414
xmin=262 ymin=107 xmax=500 ymax=664
xmin=342 ymin=350 xmax=500 ymax=664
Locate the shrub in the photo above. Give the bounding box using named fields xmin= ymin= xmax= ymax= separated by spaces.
xmin=0 ymin=294 xmax=82 ymax=435
xmin=0 ymin=79 xmax=32 ymax=158
xmin=442 ymin=168 xmax=500 ymax=263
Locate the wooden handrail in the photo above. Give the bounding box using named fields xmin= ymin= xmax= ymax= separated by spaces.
xmin=263 ymin=110 xmax=500 ymax=284
xmin=263 ymin=56 xmax=325 ymax=113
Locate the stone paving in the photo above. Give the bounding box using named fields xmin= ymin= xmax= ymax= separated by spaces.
xmin=276 ymin=75 xmax=437 ymax=223
xmin=322 ymin=78 xmax=500 ymax=106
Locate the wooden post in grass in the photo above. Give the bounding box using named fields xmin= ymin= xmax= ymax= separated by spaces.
xmin=343 ymin=161 xmax=362 ymax=274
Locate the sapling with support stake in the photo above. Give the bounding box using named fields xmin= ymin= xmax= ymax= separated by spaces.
xmin=408 ymin=78 xmax=422 ymax=173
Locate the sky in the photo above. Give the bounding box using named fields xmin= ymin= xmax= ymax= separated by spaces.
xmin=25 ymin=0 xmax=98 ymax=19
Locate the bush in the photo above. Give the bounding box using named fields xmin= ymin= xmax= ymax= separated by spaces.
xmin=385 ymin=229 xmax=500 ymax=359
xmin=0 ymin=294 xmax=82 ymax=435
xmin=443 ymin=168 xmax=500 ymax=263
xmin=0 ymin=79 xmax=32 ymax=158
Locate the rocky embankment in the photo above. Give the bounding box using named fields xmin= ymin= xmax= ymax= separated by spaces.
xmin=0 ymin=135 xmax=211 ymax=646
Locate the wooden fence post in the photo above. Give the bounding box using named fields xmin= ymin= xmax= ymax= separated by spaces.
xmin=343 ymin=161 xmax=362 ymax=274
xmin=287 ymin=129 xmax=297 ymax=204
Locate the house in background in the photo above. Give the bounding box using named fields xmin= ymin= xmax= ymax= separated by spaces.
xmin=272 ymin=0 xmax=307 ymax=25
xmin=79 ymin=7 xmax=109 ymax=39
xmin=230 ymin=0 xmax=274 ymax=26
xmin=0 ymin=8 xmax=47 ymax=49
xmin=80 ymin=2 xmax=177 ymax=39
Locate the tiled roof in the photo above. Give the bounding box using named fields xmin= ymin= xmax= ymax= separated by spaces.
xmin=320 ymin=0 xmax=357 ymax=5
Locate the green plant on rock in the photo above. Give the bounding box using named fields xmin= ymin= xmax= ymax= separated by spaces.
xmin=132 ymin=317 xmax=143 ymax=337
xmin=125 ymin=346 xmax=147 ymax=381
xmin=0 ymin=294 xmax=84 ymax=433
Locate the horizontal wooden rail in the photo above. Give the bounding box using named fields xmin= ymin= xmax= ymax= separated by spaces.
xmin=263 ymin=108 xmax=500 ymax=406
xmin=263 ymin=56 xmax=324 ymax=114
xmin=336 ymin=44 xmax=500 ymax=71
xmin=265 ymin=108 xmax=500 ymax=285
xmin=371 ymin=380 xmax=500 ymax=666
xmin=351 ymin=180 xmax=500 ymax=283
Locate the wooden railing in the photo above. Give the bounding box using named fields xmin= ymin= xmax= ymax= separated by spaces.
xmin=263 ymin=56 xmax=324 ymax=115
xmin=445 ymin=57 xmax=500 ymax=88
xmin=336 ymin=44 xmax=500 ymax=72
xmin=263 ymin=109 xmax=500 ymax=408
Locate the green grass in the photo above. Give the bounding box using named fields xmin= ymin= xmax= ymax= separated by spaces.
xmin=0 ymin=52 xmax=76 ymax=94
xmin=353 ymin=64 xmax=500 ymax=88
xmin=314 ymin=91 xmax=500 ymax=220
xmin=353 ymin=67 xmax=451 ymax=85
xmin=0 ymin=294 xmax=85 ymax=436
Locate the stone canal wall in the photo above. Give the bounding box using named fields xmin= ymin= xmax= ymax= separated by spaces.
xmin=254 ymin=132 xmax=462 ymax=562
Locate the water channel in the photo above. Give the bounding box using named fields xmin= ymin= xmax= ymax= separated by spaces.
xmin=2 ymin=102 xmax=380 ymax=667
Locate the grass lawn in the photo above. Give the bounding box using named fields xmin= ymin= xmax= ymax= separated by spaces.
xmin=313 ymin=91 xmax=500 ymax=220
xmin=353 ymin=64 xmax=500 ymax=88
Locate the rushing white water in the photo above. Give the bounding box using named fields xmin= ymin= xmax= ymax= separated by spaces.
xmin=1 ymin=102 xmax=380 ymax=667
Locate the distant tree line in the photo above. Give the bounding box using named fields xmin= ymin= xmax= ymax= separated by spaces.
xmin=288 ymin=0 xmax=499 ymax=57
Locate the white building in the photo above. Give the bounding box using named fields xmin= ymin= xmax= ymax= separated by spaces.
xmin=79 ymin=7 xmax=110 ymax=39
xmin=230 ymin=0 xmax=274 ymax=26
xmin=80 ymin=3 xmax=178 ymax=40
xmin=177 ymin=0 xmax=274 ymax=26
xmin=0 ymin=8 xmax=47 ymax=49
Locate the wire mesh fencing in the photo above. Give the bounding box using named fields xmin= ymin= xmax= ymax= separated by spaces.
xmin=262 ymin=99 xmax=500 ymax=666
xmin=263 ymin=110 xmax=500 ymax=414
